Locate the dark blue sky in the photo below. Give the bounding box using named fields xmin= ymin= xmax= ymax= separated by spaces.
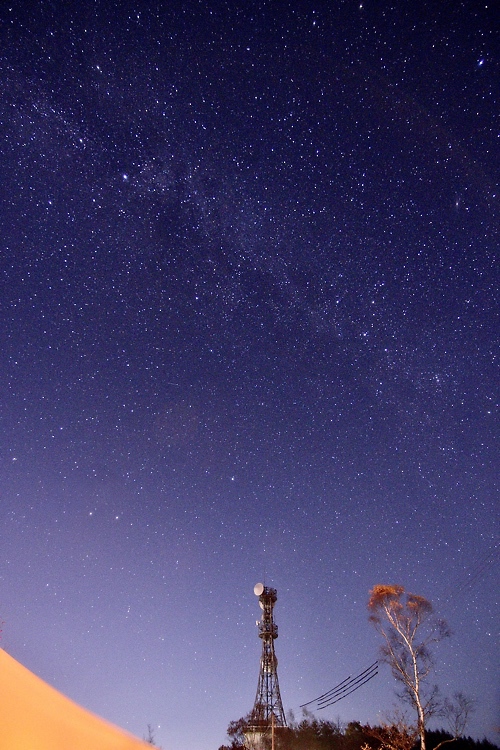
xmin=0 ymin=2 xmax=498 ymax=749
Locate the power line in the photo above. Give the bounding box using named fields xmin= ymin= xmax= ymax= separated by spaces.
xmin=299 ymin=662 xmax=378 ymax=710
xmin=318 ymin=671 xmax=378 ymax=709
xmin=300 ymin=674 xmax=355 ymax=708
xmin=317 ymin=663 xmax=379 ymax=707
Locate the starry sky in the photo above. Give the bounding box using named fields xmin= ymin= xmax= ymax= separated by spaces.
xmin=0 ymin=1 xmax=498 ymax=749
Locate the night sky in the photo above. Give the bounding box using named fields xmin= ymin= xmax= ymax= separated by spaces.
xmin=1 ymin=2 xmax=498 ymax=749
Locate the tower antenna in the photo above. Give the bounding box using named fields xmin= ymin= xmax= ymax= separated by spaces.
xmin=245 ymin=583 xmax=286 ymax=750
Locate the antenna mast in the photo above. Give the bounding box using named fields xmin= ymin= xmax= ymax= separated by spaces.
xmin=245 ymin=583 xmax=286 ymax=749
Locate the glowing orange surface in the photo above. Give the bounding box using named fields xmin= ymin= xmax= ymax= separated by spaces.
xmin=0 ymin=648 xmax=152 ymax=749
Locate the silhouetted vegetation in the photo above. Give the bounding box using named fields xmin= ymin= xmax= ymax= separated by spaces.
xmin=426 ymin=732 xmax=499 ymax=750
xmin=218 ymin=715 xmax=499 ymax=750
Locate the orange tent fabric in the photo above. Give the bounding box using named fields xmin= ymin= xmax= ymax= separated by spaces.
xmin=0 ymin=648 xmax=152 ymax=749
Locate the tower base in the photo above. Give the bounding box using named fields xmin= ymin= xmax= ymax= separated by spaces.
xmin=244 ymin=725 xmax=289 ymax=750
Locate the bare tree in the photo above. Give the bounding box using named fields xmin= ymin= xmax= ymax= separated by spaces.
xmin=433 ymin=693 xmax=477 ymax=750
xmin=144 ymin=724 xmax=161 ymax=748
xmin=368 ymin=585 xmax=450 ymax=750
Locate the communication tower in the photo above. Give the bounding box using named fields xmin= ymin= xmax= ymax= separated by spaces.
xmin=245 ymin=583 xmax=286 ymax=750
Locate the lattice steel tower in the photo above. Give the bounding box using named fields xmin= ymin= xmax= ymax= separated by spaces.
xmin=247 ymin=583 xmax=286 ymax=744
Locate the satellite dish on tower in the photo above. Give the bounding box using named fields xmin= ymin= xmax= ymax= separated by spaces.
xmin=254 ymin=582 xmax=264 ymax=596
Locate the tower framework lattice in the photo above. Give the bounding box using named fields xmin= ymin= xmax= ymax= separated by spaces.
xmin=248 ymin=584 xmax=286 ymax=733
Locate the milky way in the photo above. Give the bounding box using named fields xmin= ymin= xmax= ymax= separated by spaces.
xmin=0 ymin=3 xmax=498 ymax=749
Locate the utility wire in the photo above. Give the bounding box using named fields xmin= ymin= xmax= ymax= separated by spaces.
xmin=300 ymin=662 xmax=378 ymax=709
xmin=317 ymin=664 xmax=378 ymax=707
xmin=318 ymin=671 xmax=378 ymax=709
xmin=300 ymin=674 xmax=355 ymax=708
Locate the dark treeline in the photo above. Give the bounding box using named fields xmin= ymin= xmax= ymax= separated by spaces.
xmin=218 ymin=714 xmax=499 ymax=750
xmin=425 ymin=732 xmax=499 ymax=750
